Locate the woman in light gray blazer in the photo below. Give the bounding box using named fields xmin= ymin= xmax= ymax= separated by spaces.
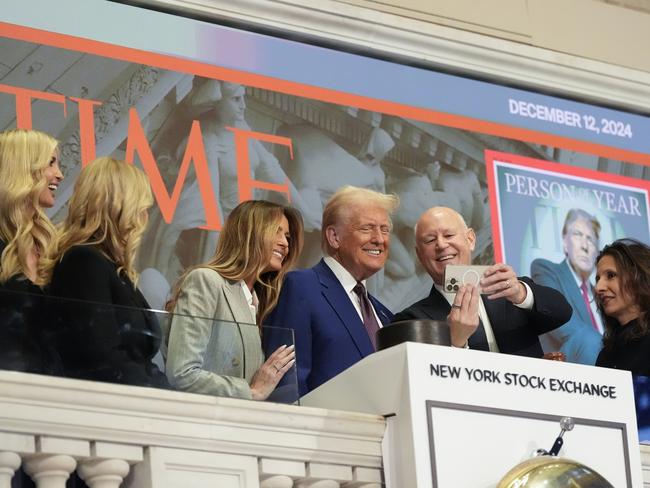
xmin=165 ymin=200 xmax=303 ymax=400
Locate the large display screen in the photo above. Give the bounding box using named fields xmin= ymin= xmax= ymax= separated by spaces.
xmin=2 ymin=0 xmax=649 ymax=375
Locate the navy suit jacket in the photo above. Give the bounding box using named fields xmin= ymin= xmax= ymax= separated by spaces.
xmin=392 ymin=277 xmax=572 ymax=358
xmin=530 ymin=258 xmax=603 ymax=365
xmin=265 ymin=259 xmax=393 ymax=396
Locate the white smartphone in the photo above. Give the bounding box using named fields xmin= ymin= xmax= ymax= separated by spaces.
xmin=443 ymin=265 xmax=490 ymax=294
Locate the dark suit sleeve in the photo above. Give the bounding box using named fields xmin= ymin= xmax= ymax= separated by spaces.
xmin=50 ymin=247 xmax=168 ymax=388
xmin=264 ymin=272 xmax=312 ymax=397
xmin=391 ymin=307 xmax=420 ymax=323
xmin=520 ymin=275 xmax=572 ymax=334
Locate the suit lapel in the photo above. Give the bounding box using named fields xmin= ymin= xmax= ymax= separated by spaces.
xmin=480 ymin=294 xmax=504 ymax=349
xmin=314 ymin=260 xmax=374 ymax=356
xmin=222 ymin=280 xmax=256 ymax=325
xmin=482 ymin=294 xmax=502 ymax=326
xmin=560 ymin=260 xmax=591 ymax=324
xmin=419 ymin=286 xmax=452 ymax=321
xmin=368 ymin=295 xmax=392 ymax=325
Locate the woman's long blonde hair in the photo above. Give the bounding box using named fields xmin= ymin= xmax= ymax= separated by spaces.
xmin=55 ymin=157 xmax=153 ymax=286
xmin=169 ymin=200 xmax=304 ymax=325
xmin=0 ymin=129 xmax=59 ymax=286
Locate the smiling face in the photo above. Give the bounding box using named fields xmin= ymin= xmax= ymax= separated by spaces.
xmin=595 ymin=254 xmax=640 ymax=326
xmin=264 ymin=214 xmax=290 ymax=273
xmin=415 ymin=207 xmax=475 ymax=285
xmin=326 ymin=204 xmax=390 ymax=281
xmin=37 ymin=150 xmax=63 ymax=208
xmin=564 ymin=217 xmax=598 ymax=281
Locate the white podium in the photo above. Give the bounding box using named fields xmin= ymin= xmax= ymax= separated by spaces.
xmin=302 ymin=342 xmax=642 ymax=487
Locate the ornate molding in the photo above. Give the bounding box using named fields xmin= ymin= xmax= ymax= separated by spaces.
xmin=128 ymin=0 xmax=650 ymax=113
xmin=59 ymin=65 xmax=161 ymax=175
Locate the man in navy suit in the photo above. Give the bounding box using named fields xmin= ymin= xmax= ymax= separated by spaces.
xmin=266 ymin=186 xmax=399 ymax=396
xmin=531 ymin=209 xmax=603 ymax=364
xmin=393 ymin=207 xmax=571 ymax=357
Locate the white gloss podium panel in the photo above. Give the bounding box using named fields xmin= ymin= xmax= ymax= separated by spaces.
xmin=301 ymin=342 xmax=642 ymax=488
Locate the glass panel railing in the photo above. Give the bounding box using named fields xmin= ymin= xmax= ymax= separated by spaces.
xmin=162 ymin=311 xmax=298 ymax=404
xmin=0 ymin=288 xmax=298 ymax=404
xmin=260 ymin=324 xmax=300 ymax=404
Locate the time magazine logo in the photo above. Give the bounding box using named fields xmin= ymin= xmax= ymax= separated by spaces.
xmin=1 ymin=83 xmax=293 ymax=231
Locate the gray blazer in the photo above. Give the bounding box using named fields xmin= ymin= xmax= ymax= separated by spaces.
xmin=164 ymin=268 xmax=264 ymax=399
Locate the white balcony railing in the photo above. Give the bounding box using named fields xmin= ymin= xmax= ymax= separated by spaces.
xmin=4 ymin=370 xmax=650 ymax=487
xmin=0 ymin=371 xmax=384 ymax=488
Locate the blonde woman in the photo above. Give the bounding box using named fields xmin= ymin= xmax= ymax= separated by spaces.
xmin=49 ymin=157 xmax=169 ymax=388
xmin=166 ymin=200 xmax=303 ymax=400
xmin=0 ymin=129 xmax=62 ymax=374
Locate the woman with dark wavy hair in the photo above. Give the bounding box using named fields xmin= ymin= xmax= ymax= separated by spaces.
xmin=595 ymin=238 xmax=650 ymax=376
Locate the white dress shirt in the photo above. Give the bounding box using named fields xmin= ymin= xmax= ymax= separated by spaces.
xmin=567 ymin=264 xmax=603 ymax=334
xmin=239 ymin=281 xmax=259 ymax=324
xmin=323 ymin=256 xmax=383 ymax=327
xmin=434 ymin=280 xmax=534 ymax=352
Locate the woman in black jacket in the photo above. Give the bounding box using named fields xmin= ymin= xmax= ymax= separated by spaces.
xmin=595 ymin=238 xmax=650 ymax=376
xmin=49 ymin=157 xmax=169 ymax=388
xmin=0 ymin=129 xmax=63 ymax=375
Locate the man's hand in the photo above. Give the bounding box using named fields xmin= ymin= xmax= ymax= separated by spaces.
xmin=447 ymin=284 xmax=480 ymax=347
xmin=542 ymin=352 xmax=567 ymax=361
xmin=480 ymin=263 xmax=526 ymax=304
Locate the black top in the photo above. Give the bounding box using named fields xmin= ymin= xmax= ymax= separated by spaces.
xmin=596 ymin=319 xmax=650 ymax=376
xmin=49 ymin=245 xmax=169 ymax=388
xmin=0 ymin=240 xmax=60 ymax=375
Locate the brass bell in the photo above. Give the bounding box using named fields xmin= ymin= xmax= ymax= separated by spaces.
xmin=497 ymin=455 xmax=614 ymax=488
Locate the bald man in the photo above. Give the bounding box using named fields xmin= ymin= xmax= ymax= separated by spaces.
xmin=392 ymin=207 xmax=571 ymax=357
